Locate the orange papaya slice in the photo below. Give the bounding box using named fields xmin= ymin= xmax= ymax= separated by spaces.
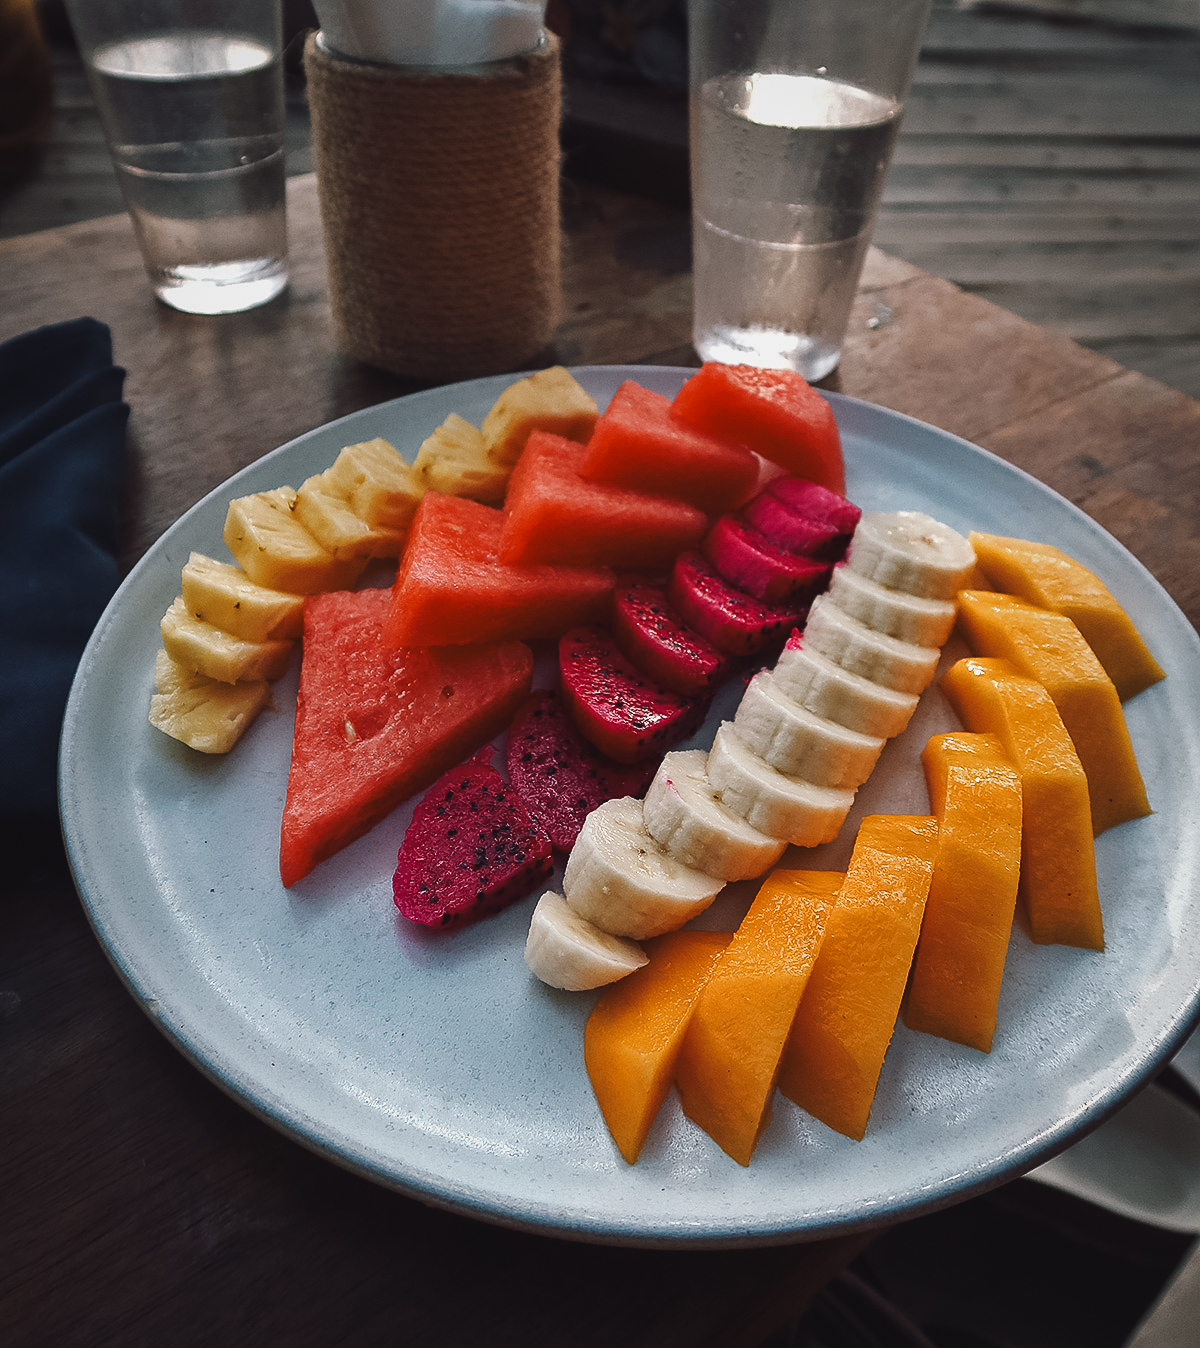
xmin=905 ymin=732 xmax=1023 ymax=1053
xmin=676 ymin=869 xmax=841 ymax=1165
xmin=778 ymin=814 xmax=939 ymax=1141
xmin=940 ymin=656 xmax=1104 ymax=951
xmin=585 ymin=929 xmax=732 ymax=1164
xmin=968 ymin=532 xmax=1165 ymax=700
xmin=955 ymin=589 xmax=1150 ymax=835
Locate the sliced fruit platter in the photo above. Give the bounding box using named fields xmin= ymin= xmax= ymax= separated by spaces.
xmin=60 ymin=366 xmax=1200 ymax=1247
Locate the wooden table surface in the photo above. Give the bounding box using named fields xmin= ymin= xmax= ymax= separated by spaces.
xmin=2 ymin=172 xmax=1198 ymax=1348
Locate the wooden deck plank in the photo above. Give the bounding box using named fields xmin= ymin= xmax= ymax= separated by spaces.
xmin=891 ymin=140 xmax=1200 ymax=171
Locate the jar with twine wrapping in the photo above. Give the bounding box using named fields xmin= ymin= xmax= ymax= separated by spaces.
xmin=304 ymin=29 xmax=563 ymax=382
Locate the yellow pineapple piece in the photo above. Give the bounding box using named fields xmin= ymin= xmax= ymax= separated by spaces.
xmin=413 ymin=413 xmax=510 ymax=502
xmin=324 ymin=437 xmax=425 ymax=531
xmin=223 ymin=486 xmax=366 ymax=595
xmin=480 ymin=366 xmax=599 ymax=469
xmin=161 ymin=596 xmax=295 ymax=685
xmin=293 ymin=470 xmax=408 ymax=559
xmin=181 ymin=552 xmax=306 ymax=642
xmin=149 ymin=649 xmax=271 ymax=754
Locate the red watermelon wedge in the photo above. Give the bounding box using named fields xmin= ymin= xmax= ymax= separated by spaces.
xmin=279 ymin=587 xmax=533 ymax=886
xmin=384 ymin=493 xmax=615 ymax=648
xmin=499 ymin=430 xmax=707 ymax=567
xmin=577 ymin=379 xmax=759 ymax=515
xmin=670 ymin=363 xmax=845 ymax=494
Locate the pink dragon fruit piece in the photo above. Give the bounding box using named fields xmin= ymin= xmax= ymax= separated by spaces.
xmin=505 ymin=689 xmax=655 ymax=852
xmin=611 ymin=581 xmax=737 ymax=697
xmin=702 ymin=515 xmax=832 ymax=605
xmin=668 ymin=551 xmax=809 ymax=658
xmin=393 ymin=747 xmax=553 ymax=929
xmin=741 ymin=492 xmax=846 ymax=559
xmin=740 ymin=477 xmax=861 ymax=559
xmin=559 ymin=626 xmax=711 ymax=765
xmin=765 ymin=476 xmax=861 ymax=537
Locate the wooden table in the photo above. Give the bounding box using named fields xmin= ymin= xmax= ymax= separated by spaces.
xmin=2 ymin=173 xmax=1198 ymax=1348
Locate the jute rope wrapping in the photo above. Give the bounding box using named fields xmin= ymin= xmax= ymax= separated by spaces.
xmin=304 ymin=31 xmax=563 ymax=381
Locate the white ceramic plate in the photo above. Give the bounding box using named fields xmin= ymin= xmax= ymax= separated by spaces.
xmin=60 ymin=366 xmax=1200 ymax=1249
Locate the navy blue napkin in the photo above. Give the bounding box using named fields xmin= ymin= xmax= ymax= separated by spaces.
xmin=0 ymin=318 xmax=129 ymax=818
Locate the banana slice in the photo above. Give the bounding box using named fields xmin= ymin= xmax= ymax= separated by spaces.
xmin=706 ymin=722 xmax=855 ymax=847
xmin=827 ymin=564 xmax=957 ymax=648
xmin=563 ymin=796 xmax=725 ymax=939
xmin=734 ymin=670 xmax=885 ymax=789
xmin=642 ymin=749 xmax=788 ymax=881
xmin=803 ymin=594 xmax=941 ymax=696
xmin=772 ymin=640 xmax=920 ymax=740
xmin=846 ymin=510 xmax=976 ymax=602
xmin=524 ymin=892 xmax=648 ymax=991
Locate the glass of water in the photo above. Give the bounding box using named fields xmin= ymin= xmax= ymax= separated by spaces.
xmin=65 ymin=0 xmax=288 ymax=314
xmin=688 ymin=0 xmax=931 ymax=381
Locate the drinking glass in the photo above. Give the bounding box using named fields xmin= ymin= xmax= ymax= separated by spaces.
xmin=66 ymin=0 xmax=288 ymax=314
xmin=688 ymin=0 xmax=931 ymax=380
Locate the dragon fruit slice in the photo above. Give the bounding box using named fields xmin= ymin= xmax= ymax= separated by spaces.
xmin=702 ymin=515 xmax=832 ymax=605
xmin=668 ymin=551 xmax=809 ymax=658
xmin=741 ymin=477 xmax=861 ymax=559
xmin=505 ymin=689 xmax=655 ymax=852
xmin=611 ymin=581 xmax=736 ymax=697
xmin=741 ymin=493 xmax=846 ymax=559
xmin=393 ymin=747 xmax=553 ymax=929
xmin=559 ymin=626 xmax=710 ymax=765
xmin=765 ymin=477 xmax=861 ymax=536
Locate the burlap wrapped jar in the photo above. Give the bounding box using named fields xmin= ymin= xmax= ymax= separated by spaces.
xmin=304 ymin=30 xmax=562 ymax=381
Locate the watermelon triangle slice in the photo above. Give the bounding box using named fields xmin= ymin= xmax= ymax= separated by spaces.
xmin=498 ymin=430 xmax=707 ymax=568
xmin=279 ymin=587 xmax=533 ymax=886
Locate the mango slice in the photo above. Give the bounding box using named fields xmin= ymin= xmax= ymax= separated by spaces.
xmin=584 ymin=929 xmax=731 ymax=1164
xmin=941 ymin=657 xmax=1103 ymax=951
xmin=905 ymin=733 xmax=1022 ymax=1053
xmin=675 ymin=870 xmax=842 ymax=1166
xmin=955 ymin=590 xmax=1149 ymax=836
xmin=969 ymin=532 xmax=1165 ymax=701
xmin=778 ymin=815 xmax=939 ymax=1141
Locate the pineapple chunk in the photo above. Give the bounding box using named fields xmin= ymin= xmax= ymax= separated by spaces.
xmin=181 ymin=552 xmax=305 ymax=642
xmin=223 ymin=486 xmax=367 ymax=595
xmin=161 ymin=596 xmax=295 ymax=685
xmin=149 ymin=649 xmax=271 ymax=754
xmin=413 ymin=413 xmax=510 ymax=502
xmin=481 ymin=366 xmax=599 ymax=469
xmin=294 ymin=470 xmax=408 ymax=559
xmin=324 ymin=437 xmax=425 ymax=531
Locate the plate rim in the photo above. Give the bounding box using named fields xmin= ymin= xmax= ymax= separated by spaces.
xmin=60 ymin=366 xmax=1200 ymax=1248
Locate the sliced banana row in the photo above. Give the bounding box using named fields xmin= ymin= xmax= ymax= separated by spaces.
xmin=524 ymin=510 xmax=976 ymax=991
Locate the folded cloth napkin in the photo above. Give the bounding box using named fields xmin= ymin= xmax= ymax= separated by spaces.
xmin=0 ymin=318 xmax=129 ymax=818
